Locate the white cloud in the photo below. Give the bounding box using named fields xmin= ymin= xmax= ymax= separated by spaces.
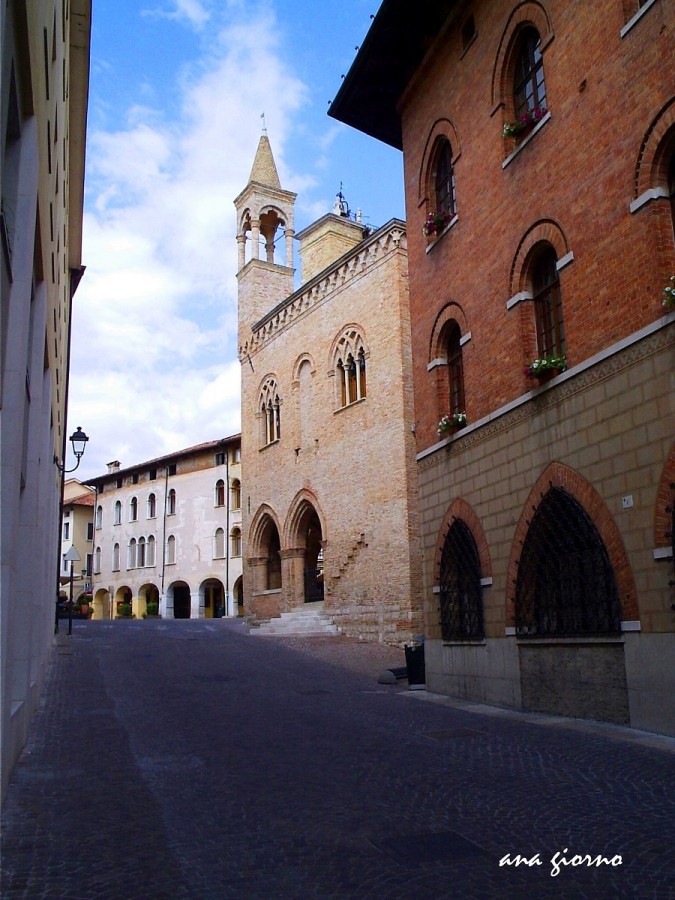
xmin=141 ymin=0 xmax=211 ymax=29
xmin=70 ymin=6 xmax=308 ymax=479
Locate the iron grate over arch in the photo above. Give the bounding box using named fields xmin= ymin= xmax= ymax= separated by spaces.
xmin=439 ymin=519 xmax=484 ymax=640
xmin=515 ymin=487 xmax=621 ymax=637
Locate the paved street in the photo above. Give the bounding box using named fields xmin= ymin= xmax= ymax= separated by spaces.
xmin=2 ymin=620 xmax=674 ymax=899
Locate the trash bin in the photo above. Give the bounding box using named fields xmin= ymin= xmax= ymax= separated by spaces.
xmin=404 ymin=642 xmax=426 ymax=688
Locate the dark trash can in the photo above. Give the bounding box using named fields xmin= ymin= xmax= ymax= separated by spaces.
xmin=404 ymin=643 xmax=426 ymax=687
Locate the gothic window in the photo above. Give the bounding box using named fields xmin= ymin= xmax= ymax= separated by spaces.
xmin=147 ymin=493 xmax=156 ymax=518
xmin=532 ymin=245 xmax=565 ymax=358
xmin=214 ymin=527 xmax=225 ymax=559
xmin=334 ymin=329 xmax=367 ymax=408
xmin=215 ymin=479 xmax=225 ymax=507
xmin=166 ymin=534 xmax=176 ymax=565
xmin=112 ymin=543 xmax=120 ymax=571
xmin=167 ymin=488 xmax=176 ymax=515
xmin=114 ymin=500 xmax=122 ymax=525
xmin=130 ymin=496 xmax=138 ymax=522
xmin=231 ymin=479 xmax=241 ymax=510
xmin=515 ymin=488 xmax=621 ymax=637
xmin=260 ymin=377 xmax=281 ymax=445
xmin=513 ymin=27 xmax=547 ymax=118
xmin=438 ymin=519 xmax=484 ymax=640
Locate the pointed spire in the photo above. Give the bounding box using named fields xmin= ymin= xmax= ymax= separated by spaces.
xmin=248 ymin=124 xmax=281 ymax=190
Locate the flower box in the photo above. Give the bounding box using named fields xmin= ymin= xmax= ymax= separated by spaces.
xmin=524 ymin=354 xmax=567 ymax=380
xmin=438 ymin=412 xmax=467 ymax=435
xmin=423 ymin=210 xmax=454 ymax=239
xmin=503 ymin=107 xmax=547 ymax=140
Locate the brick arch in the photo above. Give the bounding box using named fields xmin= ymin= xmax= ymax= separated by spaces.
xmin=327 ymin=322 xmax=369 ymax=369
xmin=248 ymin=503 xmax=283 ymax=557
xmin=429 ymin=301 xmax=469 ymax=362
xmin=633 ymin=98 xmax=675 ymax=198
xmin=433 ymin=498 xmax=492 ymax=585
xmin=509 ymin=218 xmax=569 ymax=296
xmin=505 ymin=462 xmax=638 ymax=627
xmin=283 ymin=488 xmax=327 ymax=549
xmin=491 ymin=2 xmax=554 ymax=111
xmin=654 ymin=443 xmax=675 ymax=549
xmin=417 ymin=118 xmax=462 ymax=207
xmin=291 ymin=352 xmax=316 ymax=383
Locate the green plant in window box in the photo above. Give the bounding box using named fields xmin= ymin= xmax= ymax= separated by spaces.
xmin=663 ymin=276 xmax=675 ymax=310
xmin=503 ymin=106 xmax=547 ymax=139
xmin=422 ymin=210 xmax=454 ymax=238
xmin=524 ymin=354 xmax=567 ymax=379
xmin=438 ymin=412 xmax=467 ymax=435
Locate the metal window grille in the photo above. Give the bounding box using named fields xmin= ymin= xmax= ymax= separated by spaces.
xmin=439 ymin=519 xmax=484 ymax=640
xmin=515 ymin=488 xmax=621 ymax=637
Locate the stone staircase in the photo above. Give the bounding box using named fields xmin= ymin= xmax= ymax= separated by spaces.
xmin=251 ymin=602 xmax=339 ymax=637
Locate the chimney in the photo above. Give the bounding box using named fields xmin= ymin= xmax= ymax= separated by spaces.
xmin=106 ymin=460 xmax=121 ymax=474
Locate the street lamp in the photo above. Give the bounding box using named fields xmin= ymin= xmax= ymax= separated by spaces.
xmin=54 ymin=426 xmax=89 ymax=473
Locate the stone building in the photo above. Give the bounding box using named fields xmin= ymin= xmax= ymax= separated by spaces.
xmin=59 ymin=479 xmax=96 ymax=607
xmin=236 ymin=132 xmax=423 ymax=643
xmin=86 ymin=436 xmax=243 ymax=620
xmin=331 ymin=0 xmax=674 ymax=733
xmin=1 ymin=0 xmax=91 ymax=800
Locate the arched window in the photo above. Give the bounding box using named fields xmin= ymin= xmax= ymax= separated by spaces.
xmin=532 ymin=245 xmax=564 ymax=358
xmin=94 ymin=546 xmax=101 ymax=574
xmin=438 ymin=519 xmax=484 ymax=640
xmin=434 ymin=138 xmax=456 ymax=218
xmin=166 ymin=534 xmax=176 ymax=565
xmin=114 ymin=500 xmax=122 ymax=525
xmin=515 ymin=488 xmax=621 ymax=636
xmin=446 ymin=322 xmax=465 ymax=416
xmin=128 ymin=538 xmax=137 ymax=569
xmin=138 ymin=536 xmax=146 ymax=567
xmin=231 ymin=527 xmax=242 ymax=557
xmin=513 ymin=27 xmax=547 ymax=119
xmin=147 ymin=535 xmax=156 ymax=566
xmin=95 ymin=505 xmax=102 ymax=529
xmin=214 ymin=527 xmax=225 ymax=559
xmin=130 ymin=496 xmax=138 ymax=522
xmin=147 ymin=493 xmax=156 ymax=518
xmin=334 ymin=329 xmax=367 ymax=408
xmin=112 ymin=543 xmax=120 ymax=571
xmin=231 ymin=479 xmax=241 ymax=509
xmin=260 ymin=377 xmax=281 ymax=445
xmin=167 ymin=489 xmax=176 ymax=515
xmin=215 ymin=479 xmax=225 ymax=507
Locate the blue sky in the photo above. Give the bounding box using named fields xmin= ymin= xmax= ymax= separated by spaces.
xmin=70 ymin=0 xmax=404 ymax=479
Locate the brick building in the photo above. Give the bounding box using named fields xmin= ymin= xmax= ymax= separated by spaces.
xmin=86 ymin=436 xmax=243 ymax=620
xmin=236 ymin=131 xmax=423 ymax=643
xmin=331 ymin=0 xmax=674 ymax=732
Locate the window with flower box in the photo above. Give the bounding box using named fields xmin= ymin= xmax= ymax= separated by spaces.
xmin=533 ymin=245 xmax=565 ymax=359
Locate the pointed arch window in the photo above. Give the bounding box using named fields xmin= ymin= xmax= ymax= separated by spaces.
xmin=334 ymin=329 xmax=367 ymax=409
xmin=166 ymin=534 xmax=176 ymax=565
xmin=112 ymin=543 xmax=120 ymax=571
xmin=215 ymin=479 xmax=225 ymax=507
xmin=260 ymin=377 xmax=281 ymax=445
xmin=514 ymin=27 xmax=547 ymax=119
xmin=231 ymin=479 xmax=241 ymax=510
xmin=439 ymin=519 xmax=484 ymax=640
xmin=167 ymin=488 xmax=176 ymax=516
xmin=231 ymin=527 xmax=242 ymax=557
xmin=515 ymin=488 xmax=621 ymax=636
xmin=532 ymin=245 xmax=565 ymax=358
xmin=147 ymin=493 xmax=156 ymax=518
xmin=114 ymin=500 xmax=122 ymax=525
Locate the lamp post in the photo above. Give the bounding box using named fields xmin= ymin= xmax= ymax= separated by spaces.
xmin=64 ymin=545 xmax=81 ymax=636
xmin=55 ymin=427 xmax=89 ymax=634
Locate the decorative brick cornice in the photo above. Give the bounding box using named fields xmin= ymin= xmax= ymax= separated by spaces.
xmin=239 ymin=223 xmax=406 ymax=359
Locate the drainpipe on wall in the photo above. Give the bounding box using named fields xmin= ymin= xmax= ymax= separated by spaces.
xmin=160 ymin=464 xmax=169 ymax=606
xmin=225 ymin=446 xmax=230 ymax=617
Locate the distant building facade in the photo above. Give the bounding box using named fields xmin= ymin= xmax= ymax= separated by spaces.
xmin=331 ymin=0 xmax=674 ymax=733
xmin=1 ymin=0 xmax=91 ymax=800
xmin=236 ymin=132 xmax=423 ymax=644
xmin=86 ymin=437 xmax=243 ymax=620
xmin=59 ymin=479 xmax=95 ymax=605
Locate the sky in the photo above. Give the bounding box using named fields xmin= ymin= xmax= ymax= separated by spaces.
xmin=69 ymin=0 xmax=405 ymax=481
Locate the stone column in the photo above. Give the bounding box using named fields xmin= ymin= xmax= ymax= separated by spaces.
xmin=251 ymin=219 xmax=260 ymax=260
xmin=191 ymin=589 xmax=202 ymax=619
xmin=237 ymin=233 xmax=246 ymax=270
xmin=284 ymin=227 xmax=294 ymax=267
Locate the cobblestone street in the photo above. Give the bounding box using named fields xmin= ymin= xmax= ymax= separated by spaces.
xmin=2 ymin=620 xmax=674 ymax=899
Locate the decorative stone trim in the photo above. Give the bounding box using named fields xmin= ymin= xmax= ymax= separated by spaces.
xmin=506 ymin=290 xmax=532 ymax=310
xmin=653 ymin=547 xmax=673 ymax=560
xmin=427 ymin=357 xmax=447 ymax=372
xmin=630 ymin=186 xmax=669 ymax=214
xmin=480 ymin=576 xmax=493 ymax=587
xmin=459 ymin=331 xmax=472 ymax=347
xmin=620 ymin=0 xmax=657 ymax=38
xmin=556 ymin=250 xmax=574 ymax=272
xmin=621 ymin=621 xmax=641 ymax=632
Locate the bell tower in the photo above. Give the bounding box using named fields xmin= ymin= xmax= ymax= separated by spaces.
xmin=234 ymin=127 xmax=296 ymax=346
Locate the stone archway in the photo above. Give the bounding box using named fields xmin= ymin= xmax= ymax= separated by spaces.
xmin=201 ymin=578 xmax=225 ymax=619
xmin=139 ymin=583 xmax=160 ymax=618
xmin=232 ymin=576 xmax=244 ymax=617
xmin=167 ymin=581 xmax=191 ymax=619
xmin=93 ymin=588 xmax=110 ymax=620
xmin=284 ymin=491 xmax=326 ymax=606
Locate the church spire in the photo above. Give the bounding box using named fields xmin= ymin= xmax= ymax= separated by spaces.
xmin=248 ymin=121 xmax=281 ymax=190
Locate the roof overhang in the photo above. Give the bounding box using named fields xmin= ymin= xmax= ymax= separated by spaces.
xmin=328 ymin=0 xmax=458 ymax=149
